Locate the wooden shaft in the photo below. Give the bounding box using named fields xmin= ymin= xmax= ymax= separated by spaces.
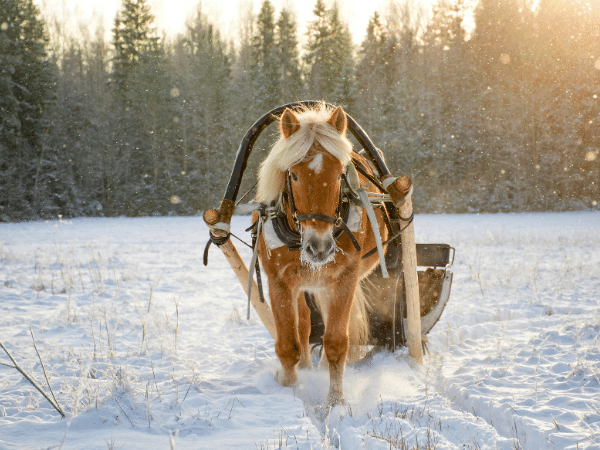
xmin=383 ymin=175 xmax=423 ymax=365
xmin=209 ymin=230 xmax=277 ymax=340
xmin=203 ymin=208 xmax=220 ymax=226
xmin=398 ymin=196 xmax=423 ymax=364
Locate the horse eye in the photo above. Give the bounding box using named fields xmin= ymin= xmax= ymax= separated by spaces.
xmin=291 ymin=172 xmax=298 ymax=182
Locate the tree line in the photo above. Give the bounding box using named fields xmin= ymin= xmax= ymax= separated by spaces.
xmin=1 ymin=0 xmax=599 ymax=222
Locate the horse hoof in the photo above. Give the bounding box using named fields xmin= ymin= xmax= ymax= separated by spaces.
xmin=298 ymin=359 xmax=314 ymax=370
xmin=276 ymin=369 xmax=298 ymax=386
xmin=326 ymin=392 xmax=346 ymax=407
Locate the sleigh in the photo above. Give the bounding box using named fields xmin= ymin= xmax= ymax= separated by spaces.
xmin=203 ymin=101 xmax=453 ymax=363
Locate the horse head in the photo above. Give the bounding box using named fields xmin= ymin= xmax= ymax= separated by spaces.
xmin=281 ymin=106 xmax=349 ymax=268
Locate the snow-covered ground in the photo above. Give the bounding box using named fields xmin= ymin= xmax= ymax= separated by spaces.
xmin=0 ymin=212 xmax=599 ymax=450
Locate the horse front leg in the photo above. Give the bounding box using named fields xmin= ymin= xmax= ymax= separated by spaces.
xmin=323 ymin=273 xmax=359 ymax=406
xmin=270 ymin=279 xmax=301 ymax=386
xmin=297 ymin=292 xmax=314 ymax=370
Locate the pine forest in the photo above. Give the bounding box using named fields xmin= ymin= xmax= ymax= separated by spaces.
xmin=1 ymin=0 xmax=599 ymax=222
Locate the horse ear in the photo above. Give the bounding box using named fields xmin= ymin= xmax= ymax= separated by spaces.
xmin=280 ymin=108 xmax=300 ymax=139
xmin=327 ymin=106 xmax=347 ymax=135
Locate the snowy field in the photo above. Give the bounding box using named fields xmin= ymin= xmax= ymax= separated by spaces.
xmin=0 ymin=212 xmax=599 ymax=450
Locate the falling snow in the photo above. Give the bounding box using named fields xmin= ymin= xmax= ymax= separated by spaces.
xmin=0 ymin=212 xmax=599 ymax=449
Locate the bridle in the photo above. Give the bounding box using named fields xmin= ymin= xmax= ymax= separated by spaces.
xmin=283 ymin=167 xmax=362 ymax=251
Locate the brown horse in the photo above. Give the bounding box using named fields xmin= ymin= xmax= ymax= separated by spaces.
xmin=254 ymin=104 xmax=389 ymax=406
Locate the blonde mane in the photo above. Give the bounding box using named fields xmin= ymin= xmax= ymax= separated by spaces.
xmin=257 ymin=104 xmax=353 ymax=204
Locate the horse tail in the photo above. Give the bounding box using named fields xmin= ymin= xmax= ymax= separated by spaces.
xmin=311 ymin=285 xmax=370 ymax=346
xmin=349 ymin=281 xmax=370 ymax=348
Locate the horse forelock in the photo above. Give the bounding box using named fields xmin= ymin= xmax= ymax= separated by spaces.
xmin=257 ymin=105 xmax=352 ymax=205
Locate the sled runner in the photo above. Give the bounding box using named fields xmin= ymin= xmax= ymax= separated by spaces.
xmin=203 ymin=101 xmax=453 ymax=379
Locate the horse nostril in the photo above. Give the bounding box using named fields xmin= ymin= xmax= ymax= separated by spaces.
xmin=321 ymin=241 xmax=334 ymax=259
xmin=305 ymin=237 xmax=335 ymax=261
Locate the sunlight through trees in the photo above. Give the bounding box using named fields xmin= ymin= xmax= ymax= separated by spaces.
xmin=0 ymin=0 xmax=599 ymax=221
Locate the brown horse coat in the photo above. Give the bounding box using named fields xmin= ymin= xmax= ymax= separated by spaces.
xmin=254 ymin=104 xmax=388 ymax=406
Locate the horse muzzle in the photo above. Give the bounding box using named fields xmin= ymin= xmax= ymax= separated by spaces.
xmin=301 ymin=228 xmax=336 ymax=267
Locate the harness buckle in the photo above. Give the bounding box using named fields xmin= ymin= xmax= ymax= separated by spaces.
xmin=334 ymin=213 xmax=343 ymax=227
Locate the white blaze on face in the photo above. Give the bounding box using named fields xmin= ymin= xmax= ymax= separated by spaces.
xmin=308 ymin=153 xmax=323 ymax=174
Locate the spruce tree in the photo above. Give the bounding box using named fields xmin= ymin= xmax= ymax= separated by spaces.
xmin=328 ymin=3 xmax=356 ymax=109
xmin=252 ymin=0 xmax=280 ymax=113
xmin=0 ymin=23 xmax=19 ymax=157
xmin=304 ymin=0 xmax=355 ymax=108
xmin=109 ymin=0 xmax=176 ymax=215
xmin=172 ymin=6 xmax=233 ymax=211
xmin=229 ymin=3 xmax=257 ymax=140
xmin=304 ymin=0 xmax=329 ymax=99
xmin=110 ymin=0 xmax=160 ymax=100
xmin=276 ymin=8 xmax=303 ymax=103
xmin=0 ymin=0 xmax=55 ymax=221
xmin=419 ymin=0 xmax=485 ymax=211
xmin=39 ymin=42 xmax=93 ymax=218
xmin=356 ymin=13 xmax=387 ymax=137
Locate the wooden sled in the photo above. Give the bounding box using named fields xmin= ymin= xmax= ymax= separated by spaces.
xmin=203 ymin=101 xmax=454 ymax=364
xmin=306 ymin=243 xmax=453 ymax=352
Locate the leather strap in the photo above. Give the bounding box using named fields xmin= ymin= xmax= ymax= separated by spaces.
xmin=294 ymin=213 xmax=361 ymax=251
xmin=284 ymin=169 xmax=361 ymax=251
